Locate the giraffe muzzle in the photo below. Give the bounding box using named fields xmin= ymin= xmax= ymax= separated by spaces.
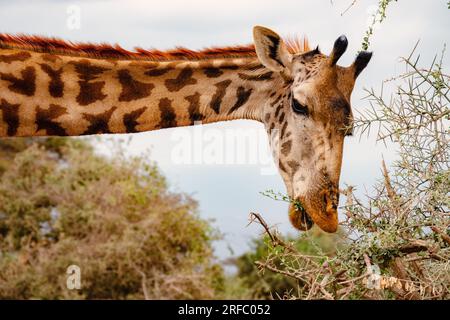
xmin=289 ymin=189 xmax=339 ymax=233
xmin=288 ymin=202 xmax=314 ymax=231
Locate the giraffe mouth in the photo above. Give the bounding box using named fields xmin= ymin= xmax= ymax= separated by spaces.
xmin=288 ymin=192 xmax=339 ymax=232
xmin=299 ymin=210 xmax=314 ymax=230
xmin=288 ymin=204 xmax=314 ymax=231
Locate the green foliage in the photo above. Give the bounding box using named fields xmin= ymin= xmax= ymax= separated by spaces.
xmin=260 ymin=189 xmax=305 ymax=212
xmin=362 ymin=0 xmax=398 ymax=50
xmin=0 ymin=137 xmax=223 ymax=299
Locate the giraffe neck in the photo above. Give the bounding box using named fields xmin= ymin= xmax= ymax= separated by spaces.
xmin=0 ymin=48 xmax=283 ymax=137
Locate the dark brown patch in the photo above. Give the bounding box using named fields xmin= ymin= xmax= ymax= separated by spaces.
xmin=220 ymin=65 xmax=240 ymax=70
xmin=82 ymin=107 xmax=117 ymax=135
xmin=185 ymin=92 xmax=204 ymax=124
xmin=36 ymin=104 xmax=68 ymax=135
xmin=278 ymin=160 xmax=288 ymax=173
xmin=210 ymin=79 xmax=231 ymax=114
xmin=280 ymin=121 xmax=288 ymax=138
xmin=238 ymin=71 xmax=273 ymax=81
xmin=279 ymin=111 xmax=285 ymax=123
xmin=117 ymin=69 xmax=154 ymax=102
xmin=244 ymin=64 xmax=265 ymax=71
xmin=165 ymin=68 xmax=197 ymax=92
xmin=228 ymin=86 xmax=252 ymax=115
xmin=264 ymin=113 xmax=271 ymax=122
xmin=270 ymin=123 xmax=275 ymax=131
xmin=331 ymin=97 xmax=352 ymax=124
xmin=267 ymin=35 xmax=284 ymax=68
xmin=0 ymin=98 xmax=19 ymax=136
xmin=275 ymin=104 xmax=283 ymax=118
xmin=287 ymin=160 xmax=300 ymax=172
xmin=270 ymin=94 xmax=282 ymax=107
xmin=123 ymin=106 xmax=146 ymax=133
xmin=72 ymin=59 xmax=108 ymax=81
xmin=71 ymin=59 xmax=108 ymax=106
xmin=158 ymin=98 xmax=177 ymax=128
xmin=203 ymin=67 xmax=223 ymax=78
xmin=40 ymin=63 xmax=64 ymax=98
xmin=0 ymin=51 xmax=31 ymax=63
xmin=0 ymin=66 xmax=36 ymax=96
xmin=144 ymin=67 xmax=172 ymax=77
xmin=281 ymin=140 xmax=292 ymax=156
xmin=201 ymin=64 xmax=239 ymax=77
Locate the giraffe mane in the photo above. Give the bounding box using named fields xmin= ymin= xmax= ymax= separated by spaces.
xmin=0 ymin=33 xmax=310 ymax=61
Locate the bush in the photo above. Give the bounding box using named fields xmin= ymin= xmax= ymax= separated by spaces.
xmin=233 ymin=227 xmax=346 ymax=299
xmin=0 ymin=137 xmax=223 ymax=299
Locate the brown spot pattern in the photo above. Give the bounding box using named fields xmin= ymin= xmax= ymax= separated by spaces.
xmin=281 ymin=122 xmax=288 ymax=138
xmin=158 ymin=98 xmax=177 ymax=128
xmin=275 ymin=104 xmax=283 ymax=118
xmin=270 ymin=94 xmax=282 ymax=107
xmin=36 ymin=104 xmax=68 ymax=135
xmin=82 ymin=107 xmax=117 ymax=135
xmin=0 ymin=98 xmax=19 ymax=136
xmin=72 ymin=60 xmax=108 ymax=106
xmin=123 ymin=106 xmax=146 ymax=133
xmin=238 ymin=71 xmax=273 ymax=81
xmin=203 ymin=67 xmax=223 ymax=78
xmin=210 ymin=79 xmax=231 ymax=114
xmin=228 ymin=86 xmax=252 ymax=115
xmin=144 ymin=67 xmax=172 ymax=77
xmin=40 ymin=63 xmax=64 ymax=98
xmin=0 ymin=51 xmax=31 ymax=63
xmin=41 ymin=54 xmax=62 ymax=63
xmin=185 ymin=92 xmax=204 ymax=124
xmin=287 ymin=160 xmax=300 ymax=172
xmin=165 ymin=68 xmax=197 ymax=92
xmin=0 ymin=66 xmax=36 ymax=96
xmin=281 ymin=140 xmax=292 ymax=156
xmin=278 ymin=160 xmax=288 ymax=173
xmin=117 ymin=69 xmax=154 ymax=102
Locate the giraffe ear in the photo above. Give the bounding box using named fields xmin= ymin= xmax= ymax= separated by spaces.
xmin=253 ymin=26 xmax=292 ymax=73
xmin=352 ymin=51 xmax=373 ymax=78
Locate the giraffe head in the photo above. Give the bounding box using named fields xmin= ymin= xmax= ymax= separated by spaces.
xmin=253 ymin=26 xmax=372 ymax=233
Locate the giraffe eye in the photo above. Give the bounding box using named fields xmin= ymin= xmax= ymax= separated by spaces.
xmin=292 ymin=98 xmax=308 ymax=116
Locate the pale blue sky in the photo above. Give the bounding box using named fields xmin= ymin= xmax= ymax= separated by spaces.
xmin=1 ymin=0 xmax=448 ymax=259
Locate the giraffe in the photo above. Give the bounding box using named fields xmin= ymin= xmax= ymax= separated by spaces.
xmin=0 ymin=26 xmax=371 ymax=233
